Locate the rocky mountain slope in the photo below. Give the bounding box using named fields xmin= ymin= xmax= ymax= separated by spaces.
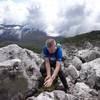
xmin=0 ymin=42 xmax=100 ymax=100
xmin=0 ymin=24 xmax=64 ymax=53
xmin=62 ymin=30 xmax=100 ymax=47
xmin=0 ymin=24 xmax=100 ymax=53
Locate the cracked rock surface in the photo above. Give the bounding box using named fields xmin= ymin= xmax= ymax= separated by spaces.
xmin=0 ymin=43 xmax=100 ymax=100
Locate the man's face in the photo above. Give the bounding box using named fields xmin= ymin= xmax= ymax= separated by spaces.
xmin=48 ymin=41 xmax=57 ymax=53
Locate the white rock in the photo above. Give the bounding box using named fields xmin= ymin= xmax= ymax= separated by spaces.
xmin=0 ymin=59 xmax=21 ymax=67
xmin=76 ymin=48 xmax=100 ymax=62
xmin=0 ymin=44 xmax=43 ymax=89
xmin=72 ymin=82 xmax=91 ymax=99
xmin=83 ymin=41 xmax=93 ymax=49
xmin=36 ymin=92 xmax=54 ymax=100
xmin=0 ymin=44 xmax=22 ymax=62
xmin=67 ymin=64 xmax=79 ymax=79
xmin=80 ymin=58 xmax=100 ymax=88
xmin=29 ymin=90 xmax=77 ymax=100
xmin=72 ymin=56 xmax=82 ymax=70
xmin=80 ymin=58 xmax=100 ymax=78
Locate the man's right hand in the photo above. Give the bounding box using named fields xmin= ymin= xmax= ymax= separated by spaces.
xmin=44 ymin=75 xmax=51 ymax=82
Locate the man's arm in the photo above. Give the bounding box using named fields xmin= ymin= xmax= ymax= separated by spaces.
xmin=45 ymin=58 xmax=51 ymax=77
xmin=42 ymin=47 xmax=51 ymax=78
xmin=51 ymin=47 xmax=62 ymax=80
xmin=51 ymin=61 xmax=61 ymax=80
xmin=44 ymin=60 xmax=61 ymax=87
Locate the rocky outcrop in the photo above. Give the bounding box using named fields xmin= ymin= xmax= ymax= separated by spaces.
xmin=83 ymin=41 xmax=93 ymax=49
xmin=27 ymin=90 xmax=77 ymax=100
xmin=80 ymin=58 xmax=100 ymax=89
xmin=76 ymin=47 xmax=100 ymax=62
xmin=72 ymin=82 xmax=92 ymax=99
xmin=71 ymin=56 xmax=82 ymax=70
xmin=0 ymin=44 xmax=43 ymax=100
xmin=61 ymin=44 xmax=100 ymax=100
xmin=67 ymin=64 xmax=79 ymax=80
xmin=0 ymin=43 xmax=100 ymax=100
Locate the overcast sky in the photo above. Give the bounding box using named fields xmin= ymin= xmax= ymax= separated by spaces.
xmin=0 ymin=0 xmax=100 ymax=37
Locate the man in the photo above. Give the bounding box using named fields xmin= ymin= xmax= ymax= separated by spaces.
xmin=24 ymin=39 xmax=69 ymax=99
xmin=40 ymin=38 xmax=69 ymax=91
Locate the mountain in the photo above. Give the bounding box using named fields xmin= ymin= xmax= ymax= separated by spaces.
xmin=62 ymin=30 xmax=100 ymax=47
xmin=0 ymin=24 xmax=64 ymax=53
xmin=0 ymin=24 xmax=47 ymax=41
xmin=0 ymin=24 xmax=100 ymax=52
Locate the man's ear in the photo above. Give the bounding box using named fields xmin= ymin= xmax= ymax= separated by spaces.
xmin=45 ymin=42 xmax=48 ymax=48
xmin=56 ymin=42 xmax=57 ymax=46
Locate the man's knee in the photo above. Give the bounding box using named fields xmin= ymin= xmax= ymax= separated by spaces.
xmin=40 ymin=66 xmax=45 ymax=73
xmin=58 ymin=67 xmax=63 ymax=74
xmin=40 ymin=63 xmax=46 ymax=76
xmin=58 ymin=68 xmax=66 ymax=79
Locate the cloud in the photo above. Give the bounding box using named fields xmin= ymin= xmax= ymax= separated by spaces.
xmin=0 ymin=0 xmax=46 ymax=30
xmin=0 ymin=0 xmax=100 ymax=37
xmin=55 ymin=4 xmax=86 ymax=36
xmin=55 ymin=0 xmax=100 ymax=37
xmin=0 ymin=0 xmax=28 ymax=24
xmin=42 ymin=0 xmax=100 ymax=36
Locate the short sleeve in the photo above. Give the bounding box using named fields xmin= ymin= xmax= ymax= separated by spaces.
xmin=56 ymin=47 xmax=62 ymax=62
xmin=42 ymin=47 xmax=49 ymax=59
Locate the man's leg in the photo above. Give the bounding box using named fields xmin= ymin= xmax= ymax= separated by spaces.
xmin=38 ymin=62 xmax=47 ymax=87
xmin=40 ymin=62 xmax=47 ymax=78
xmin=58 ymin=68 xmax=69 ymax=92
xmin=50 ymin=62 xmax=69 ymax=92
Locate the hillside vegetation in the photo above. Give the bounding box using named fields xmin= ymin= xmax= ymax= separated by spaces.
xmin=62 ymin=30 xmax=100 ymax=47
xmin=0 ymin=30 xmax=100 ymax=53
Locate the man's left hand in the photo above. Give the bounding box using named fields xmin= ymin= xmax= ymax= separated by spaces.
xmin=44 ymin=77 xmax=53 ymax=87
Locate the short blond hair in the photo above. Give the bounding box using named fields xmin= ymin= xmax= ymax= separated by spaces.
xmin=45 ymin=38 xmax=56 ymax=48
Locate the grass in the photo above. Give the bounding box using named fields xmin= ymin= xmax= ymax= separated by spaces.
xmin=34 ymin=77 xmax=59 ymax=96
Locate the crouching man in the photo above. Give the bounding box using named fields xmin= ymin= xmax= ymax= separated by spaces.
xmin=40 ymin=38 xmax=69 ymax=90
xmin=24 ymin=39 xmax=69 ymax=99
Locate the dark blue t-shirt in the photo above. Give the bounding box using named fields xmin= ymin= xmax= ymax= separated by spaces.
xmin=43 ymin=46 xmax=62 ymax=63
